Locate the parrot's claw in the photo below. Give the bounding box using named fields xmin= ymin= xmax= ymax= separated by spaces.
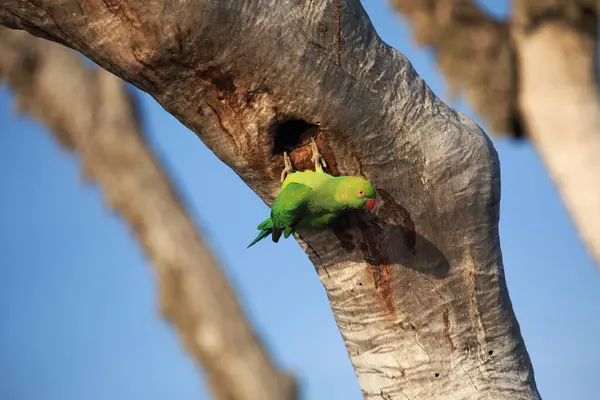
xmin=281 ymin=151 xmax=295 ymax=183
xmin=310 ymin=137 xmax=327 ymax=173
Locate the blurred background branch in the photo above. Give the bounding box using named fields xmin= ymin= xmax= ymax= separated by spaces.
xmin=389 ymin=0 xmax=517 ymax=135
xmin=0 ymin=27 xmax=296 ymax=400
xmin=390 ymin=0 xmax=600 ymax=269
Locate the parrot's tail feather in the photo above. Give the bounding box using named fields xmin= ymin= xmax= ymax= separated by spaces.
xmin=272 ymin=227 xmax=283 ymax=243
xmin=283 ymin=226 xmax=294 ymax=239
xmin=247 ymin=228 xmax=272 ymax=248
xmin=257 ymin=217 xmax=273 ymax=230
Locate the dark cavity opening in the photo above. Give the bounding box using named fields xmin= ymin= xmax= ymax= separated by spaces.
xmin=488 ymin=350 xmax=494 ymax=356
xmin=272 ymin=118 xmax=318 ymax=154
xmin=434 ymin=373 xmax=440 ymax=378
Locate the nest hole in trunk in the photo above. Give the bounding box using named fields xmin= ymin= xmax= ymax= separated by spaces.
xmin=272 ymin=117 xmax=319 ymax=155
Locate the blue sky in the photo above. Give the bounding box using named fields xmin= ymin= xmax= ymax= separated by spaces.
xmin=1 ymin=1 xmax=599 ymax=399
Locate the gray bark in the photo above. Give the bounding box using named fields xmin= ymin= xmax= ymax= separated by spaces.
xmin=390 ymin=0 xmax=600 ymax=268
xmin=0 ymin=1 xmax=541 ymax=399
xmin=0 ymin=27 xmax=296 ymax=400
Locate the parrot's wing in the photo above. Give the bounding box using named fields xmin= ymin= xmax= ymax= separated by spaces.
xmin=271 ymin=182 xmax=312 ymax=237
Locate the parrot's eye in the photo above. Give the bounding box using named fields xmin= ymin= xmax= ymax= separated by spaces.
xmin=357 ymin=190 xmax=365 ymax=198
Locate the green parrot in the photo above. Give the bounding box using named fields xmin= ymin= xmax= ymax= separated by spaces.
xmin=247 ymin=138 xmax=376 ymax=248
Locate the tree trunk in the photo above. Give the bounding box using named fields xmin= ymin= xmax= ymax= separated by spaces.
xmin=0 ymin=27 xmax=296 ymax=400
xmin=512 ymin=0 xmax=600 ymax=265
xmin=0 ymin=1 xmax=541 ymax=399
xmin=390 ymin=0 xmax=600 ymax=267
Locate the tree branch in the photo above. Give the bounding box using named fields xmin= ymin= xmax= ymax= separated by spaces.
xmin=0 ymin=27 xmax=296 ymax=400
xmin=0 ymin=1 xmax=541 ymax=398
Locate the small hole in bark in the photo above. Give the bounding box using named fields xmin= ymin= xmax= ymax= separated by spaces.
xmin=434 ymin=373 xmax=440 ymax=378
xmin=488 ymin=350 xmax=494 ymax=356
xmin=358 ymin=282 xmax=363 ymax=286
xmin=272 ymin=118 xmax=318 ymax=154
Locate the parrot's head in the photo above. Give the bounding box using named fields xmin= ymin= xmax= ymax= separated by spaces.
xmin=337 ymin=177 xmax=376 ymax=211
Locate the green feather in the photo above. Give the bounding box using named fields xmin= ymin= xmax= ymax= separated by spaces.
xmin=256 ymin=217 xmax=273 ymax=230
xmin=272 ymin=227 xmax=284 ymax=243
xmin=283 ymin=226 xmax=294 ymax=238
xmin=247 ymin=217 xmax=273 ymax=248
xmin=246 ymin=229 xmax=271 ymax=248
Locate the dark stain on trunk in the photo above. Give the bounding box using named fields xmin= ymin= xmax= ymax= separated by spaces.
xmin=334 ymin=0 xmax=342 ymax=66
xmin=196 ymin=66 xmax=236 ymax=95
xmin=353 ymin=211 xmax=396 ymax=316
xmin=443 ymin=308 xmax=456 ymax=351
xmin=370 ymin=264 xmax=396 ymax=316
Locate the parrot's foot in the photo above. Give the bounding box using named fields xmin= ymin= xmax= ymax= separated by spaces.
xmin=281 ymin=151 xmax=295 ymax=183
xmin=310 ymin=137 xmax=328 ymax=173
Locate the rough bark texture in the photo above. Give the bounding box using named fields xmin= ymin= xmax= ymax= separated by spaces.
xmin=390 ymin=0 xmax=600 ymax=267
xmin=0 ymin=27 xmax=296 ymax=400
xmin=0 ymin=1 xmax=541 ymax=399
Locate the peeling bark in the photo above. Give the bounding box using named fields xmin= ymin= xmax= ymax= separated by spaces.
xmin=391 ymin=0 xmax=600 ymax=269
xmin=0 ymin=27 xmax=295 ymax=400
xmin=0 ymin=1 xmax=541 ymax=399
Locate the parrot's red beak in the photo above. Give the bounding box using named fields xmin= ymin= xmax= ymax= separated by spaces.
xmin=366 ymin=199 xmax=376 ymax=210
